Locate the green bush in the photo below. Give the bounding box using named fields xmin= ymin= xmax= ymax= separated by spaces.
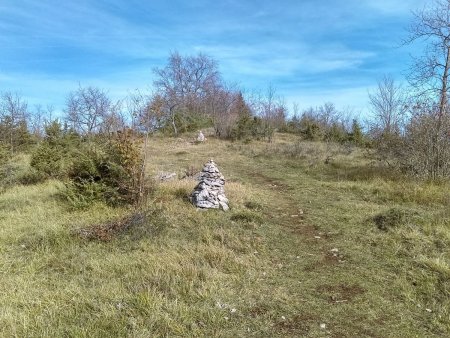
xmin=300 ymin=119 xmax=324 ymax=141
xmin=230 ymin=115 xmax=267 ymax=141
xmin=348 ymin=119 xmax=365 ymax=146
xmin=30 ymin=121 xmax=81 ymax=179
xmin=30 ymin=143 xmax=67 ymax=178
xmin=63 ymin=131 xmax=146 ymax=208
xmin=325 ymin=123 xmax=348 ymax=143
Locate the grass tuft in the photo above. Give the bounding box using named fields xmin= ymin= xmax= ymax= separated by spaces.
xmin=230 ymin=210 xmax=264 ymax=224
xmin=372 ymin=208 xmax=414 ymax=231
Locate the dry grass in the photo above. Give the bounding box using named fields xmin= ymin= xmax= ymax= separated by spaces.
xmin=0 ymin=132 xmax=449 ymax=337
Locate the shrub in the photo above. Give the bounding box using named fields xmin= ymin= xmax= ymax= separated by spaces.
xmin=64 ymin=130 xmax=146 ymax=208
xmin=348 ymin=119 xmax=365 ymax=146
xmin=230 ymin=115 xmax=267 ymax=141
xmin=30 ymin=121 xmax=81 ymax=179
xmin=300 ymin=119 xmax=324 ymax=141
xmin=325 ymin=123 xmax=348 ymax=143
xmin=30 ymin=142 xmax=67 ymax=178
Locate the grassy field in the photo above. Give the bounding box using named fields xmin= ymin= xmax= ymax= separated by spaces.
xmin=1 ymin=132 xmax=449 ymax=337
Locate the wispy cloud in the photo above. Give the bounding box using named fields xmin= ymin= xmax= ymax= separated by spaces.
xmin=0 ymin=0 xmax=429 ymax=114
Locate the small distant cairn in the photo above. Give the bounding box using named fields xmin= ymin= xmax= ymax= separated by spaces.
xmin=190 ymin=159 xmax=229 ymax=211
xmin=197 ymin=130 xmax=206 ymax=142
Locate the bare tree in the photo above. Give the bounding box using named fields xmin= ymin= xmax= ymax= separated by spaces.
xmin=30 ymin=104 xmax=46 ymax=138
xmin=318 ymin=102 xmax=340 ymax=126
xmin=101 ymin=99 xmax=125 ymax=135
xmin=65 ymin=86 xmax=111 ymax=135
xmin=205 ymin=82 xmax=242 ymax=138
xmin=126 ymin=90 xmax=148 ymax=132
xmin=406 ymin=0 xmax=450 ymax=115
xmin=291 ymin=102 xmax=300 ymax=119
xmin=403 ymin=0 xmax=450 ymax=178
xmin=0 ymin=92 xmax=29 ymax=154
xmin=142 ymin=93 xmax=166 ymax=133
xmin=368 ymin=75 xmax=407 ymax=136
xmin=153 ymin=51 xmax=221 ymax=135
xmin=401 ymin=101 xmax=450 ymax=176
xmin=247 ymin=85 xmax=286 ymax=141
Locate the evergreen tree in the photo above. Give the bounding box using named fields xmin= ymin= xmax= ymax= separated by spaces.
xmin=349 ymin=119 xmax=364 ymax=146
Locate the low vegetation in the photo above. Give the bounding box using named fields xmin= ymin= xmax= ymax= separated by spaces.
xmin=0 ymin=132 xmax=449 ymax=337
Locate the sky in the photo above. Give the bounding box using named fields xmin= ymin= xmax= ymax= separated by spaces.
xmin=0 ymin=0 xmax=429 ymax=117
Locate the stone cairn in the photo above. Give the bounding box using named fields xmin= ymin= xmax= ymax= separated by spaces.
xmin=190 ymin=159 xmax=229 ymax=211
xmin=197 ymin=130 xmax=205 ymax=142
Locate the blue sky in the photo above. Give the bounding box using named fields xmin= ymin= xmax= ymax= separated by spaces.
xmin=0 ymin=0 xmax=428 ymax=116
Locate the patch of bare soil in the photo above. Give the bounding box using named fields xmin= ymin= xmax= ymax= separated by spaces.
xmin=316 ymin=283 xmax=365 ymax=304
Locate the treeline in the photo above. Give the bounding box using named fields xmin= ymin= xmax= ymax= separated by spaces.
xmin=284 ymin=102 xmax=364 ymax=146
xmin=0 ymin=52 xmax=366 ymax=152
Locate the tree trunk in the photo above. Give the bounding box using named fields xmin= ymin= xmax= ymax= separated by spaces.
xmin=438 ymin=46 xmax=450 ymax=119
xmin=170 ymin=109 xmax=178 ymax=136
xmin=434 ymin=45 xmax=450 ymax=178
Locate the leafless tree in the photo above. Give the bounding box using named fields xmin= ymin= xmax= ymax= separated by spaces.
xmin=247 ymin=85 xmax=286 ymax=141
xmin=126 ymin=90 xmax=148 ymax=132
xmin=153 ymin=51 xmax=221 ymax=135
xmin=403 ymin=0 xmax=450 ymax=178
xmin=318 ymin=102 xmax=340 ymax=126
xmin=397 ymin=100 xmax=450 ymax=177
xmin=205 ymin=83 xmax=242 ymax=138
xmin=101 ymin=99 xmax=126 ymax=135
xmin=28 ymin=104 xmax=55 ymax=139
xmin=0 ymin=92 xmax=29 ymax=154
xmin=142 ymin=93 xmax=166 ymax=133
xmin=30 ymin=104 xmax=44 ymax=138
xmin=291 ymin=102 xmax=300 ymax=119
xmin=65 ymin=86 xmax=111 ymax=135
xmin=368 ymin=75 xmax=408 ymax=137
xmin=406 ymin=0 xmax=450 ymax=115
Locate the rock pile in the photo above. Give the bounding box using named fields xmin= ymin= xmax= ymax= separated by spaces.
xmin=190 ymin=159 xmax=229 ymax=211
xmin=197 ymin=130 xmax=205 ymax=142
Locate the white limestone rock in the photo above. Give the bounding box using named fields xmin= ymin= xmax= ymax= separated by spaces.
xmin=190 ymin=159 xmax=229 ymax=211
xmin=197 ymin=130 xmax=205 ymax=142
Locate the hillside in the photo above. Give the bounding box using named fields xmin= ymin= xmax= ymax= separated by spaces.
xmin=1 ymin=133 xmax=449 ymax=337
